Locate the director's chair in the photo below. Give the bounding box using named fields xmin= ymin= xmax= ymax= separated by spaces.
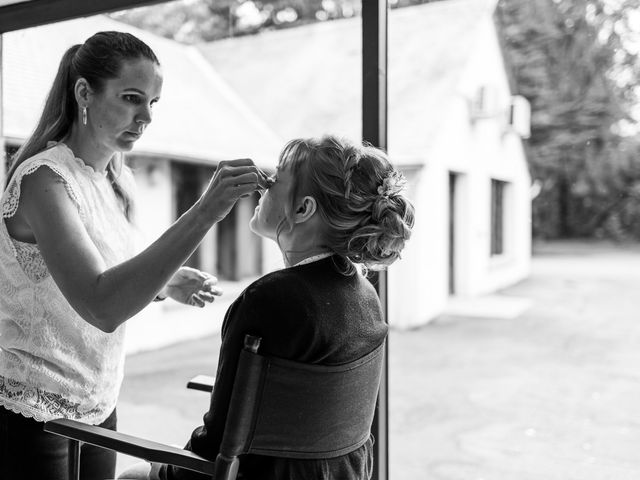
xmin=45 ymin=334 xmax=385 ymax=480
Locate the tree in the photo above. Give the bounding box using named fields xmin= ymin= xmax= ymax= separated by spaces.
xmin=108 ymin=0 xmax=442 ymax=43
xmin=496 ymin=0 xmax=640 ymax=239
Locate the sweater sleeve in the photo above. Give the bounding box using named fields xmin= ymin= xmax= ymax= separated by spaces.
xmin=165 ymin=280 xmax=285 ymax=480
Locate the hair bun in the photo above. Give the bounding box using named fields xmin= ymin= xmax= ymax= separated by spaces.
xmin=347 ymin=194 xmax=415 ymax=269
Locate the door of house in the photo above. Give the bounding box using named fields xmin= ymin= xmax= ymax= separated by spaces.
xmin=216 ymin=193 xmax=262 ymax=281
xmin=216 ymin=202 xmax=237 ymax=280
xmin=172 ymin=162 xmax=203 ymax=269
xmin=448 ymin=172 xmax=457 ymax=295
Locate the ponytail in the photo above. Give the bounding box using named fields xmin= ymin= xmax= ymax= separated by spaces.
xmin=6 ymin=44 xmax=81 ymax=186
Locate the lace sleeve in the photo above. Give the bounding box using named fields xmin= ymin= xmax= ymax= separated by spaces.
xmin=2 ymin=159 xmax=83 ymax=220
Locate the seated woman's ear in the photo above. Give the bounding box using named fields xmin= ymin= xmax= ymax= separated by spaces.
xmin=294 ymin=196 xmax=317 ymax=224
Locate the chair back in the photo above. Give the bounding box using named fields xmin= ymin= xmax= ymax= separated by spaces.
xmin=213 ymin=335 xmax=385 ymax=479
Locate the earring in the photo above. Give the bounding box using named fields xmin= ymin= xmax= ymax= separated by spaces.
xmin=82 ymin=106 xmax=87 ymax=126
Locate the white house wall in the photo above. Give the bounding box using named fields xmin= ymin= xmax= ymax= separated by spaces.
xmin=388 ymin=14 xmax=531 ymax=329
xmin=388 ymin=163 xmax=449 ymax=327
xmin=458 ymin=16 xmax=532 ymax=296
xmin=130 ymin=157 xmax=174 ymax=251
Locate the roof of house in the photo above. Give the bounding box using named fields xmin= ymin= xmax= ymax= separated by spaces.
xmin=198 ymin=0 xmax=498 ymax=166
xmin=2 ymin=15 xmax=282 ymax=168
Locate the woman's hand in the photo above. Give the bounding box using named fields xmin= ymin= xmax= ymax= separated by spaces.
xmin=163 ymin=266 xmax=222 ymax=307
xmin=15 ymin=159 xmax=267 ymax=331
xmin=197 ymin=159 xmax=272 ymax=223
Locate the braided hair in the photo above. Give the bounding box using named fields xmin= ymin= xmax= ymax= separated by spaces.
xmin=276 ymin=135 xmax=415 ymax=274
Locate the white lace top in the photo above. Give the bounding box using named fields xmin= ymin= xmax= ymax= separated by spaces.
xmin=0 ymin=143 xmax=138 ymax=424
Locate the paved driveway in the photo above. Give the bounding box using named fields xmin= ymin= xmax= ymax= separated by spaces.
xmin=118 ymin=241 xmax=640 ymax=479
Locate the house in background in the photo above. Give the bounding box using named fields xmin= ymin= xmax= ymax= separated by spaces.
xmin=2 ymin=15 xmax=283 ymax=281
xmin=2 ymin=0 xmax=532 ymax=330
xmin=197 ymin=0 xmax=532 ymax=328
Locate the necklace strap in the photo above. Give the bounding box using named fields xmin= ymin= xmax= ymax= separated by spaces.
xmin=294 ymin=252 xmax=333 ymax=267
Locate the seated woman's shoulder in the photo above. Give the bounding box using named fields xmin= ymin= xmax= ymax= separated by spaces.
xmin=244 ymin=267 xmax=304 ymax=297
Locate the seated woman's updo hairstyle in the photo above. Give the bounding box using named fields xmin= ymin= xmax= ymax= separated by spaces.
xmin=278 ymin=135 xmax=415 ymax=272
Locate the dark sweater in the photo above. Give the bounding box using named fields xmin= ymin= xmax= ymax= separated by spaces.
xmin=165 ymin=256 xmax=388 ymax=480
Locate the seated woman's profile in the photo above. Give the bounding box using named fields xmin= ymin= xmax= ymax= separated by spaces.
xmin=130 ymin=134 xmax=415 ymax=480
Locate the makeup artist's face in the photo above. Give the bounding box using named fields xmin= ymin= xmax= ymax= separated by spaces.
xmin=86 ymin=58 xmax=163 ymax=154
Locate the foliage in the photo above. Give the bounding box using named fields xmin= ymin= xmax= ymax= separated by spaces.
xmin=110 ymin=0 xmax=640 ymax=239
xmin=496 ymin=0 xmax=640 ymax=239
xmin=108 ymin=0 xmax=440 ymax=43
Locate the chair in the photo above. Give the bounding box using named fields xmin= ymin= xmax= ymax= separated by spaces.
xmin=186 ymin=374 xmax=215 ymax=393
xmin=44 ymin=334 xmax=385 ymax=480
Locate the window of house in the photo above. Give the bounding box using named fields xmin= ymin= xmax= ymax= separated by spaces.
xmin=491 ymin=179 xmax=506 ymax=256
xmin=5 ymin=144 xmax=19 ymax=176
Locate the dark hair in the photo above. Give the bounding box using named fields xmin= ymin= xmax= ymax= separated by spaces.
xmin=278 ymin=135 xmax=415 ymax=273
xmin=7 ymin=31 xmax=160 ymax=221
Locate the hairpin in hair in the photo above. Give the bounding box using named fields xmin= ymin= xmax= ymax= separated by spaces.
xmin=377 ymin=171 xmax=407 ymax=199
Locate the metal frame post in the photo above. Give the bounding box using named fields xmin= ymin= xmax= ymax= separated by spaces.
xmin=68 ymin=440 xmax=82 ymax=480
xmin=362 ymin=2 xmax=389 ymax=480
xmin=0 ymin=34 xmax=5 ymax=185
xmin=0 ymin=0 xmax=168 ymax=33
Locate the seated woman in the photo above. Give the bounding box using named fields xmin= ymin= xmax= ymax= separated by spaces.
xmin=125 ymin=134 xmax=414 ymax=480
